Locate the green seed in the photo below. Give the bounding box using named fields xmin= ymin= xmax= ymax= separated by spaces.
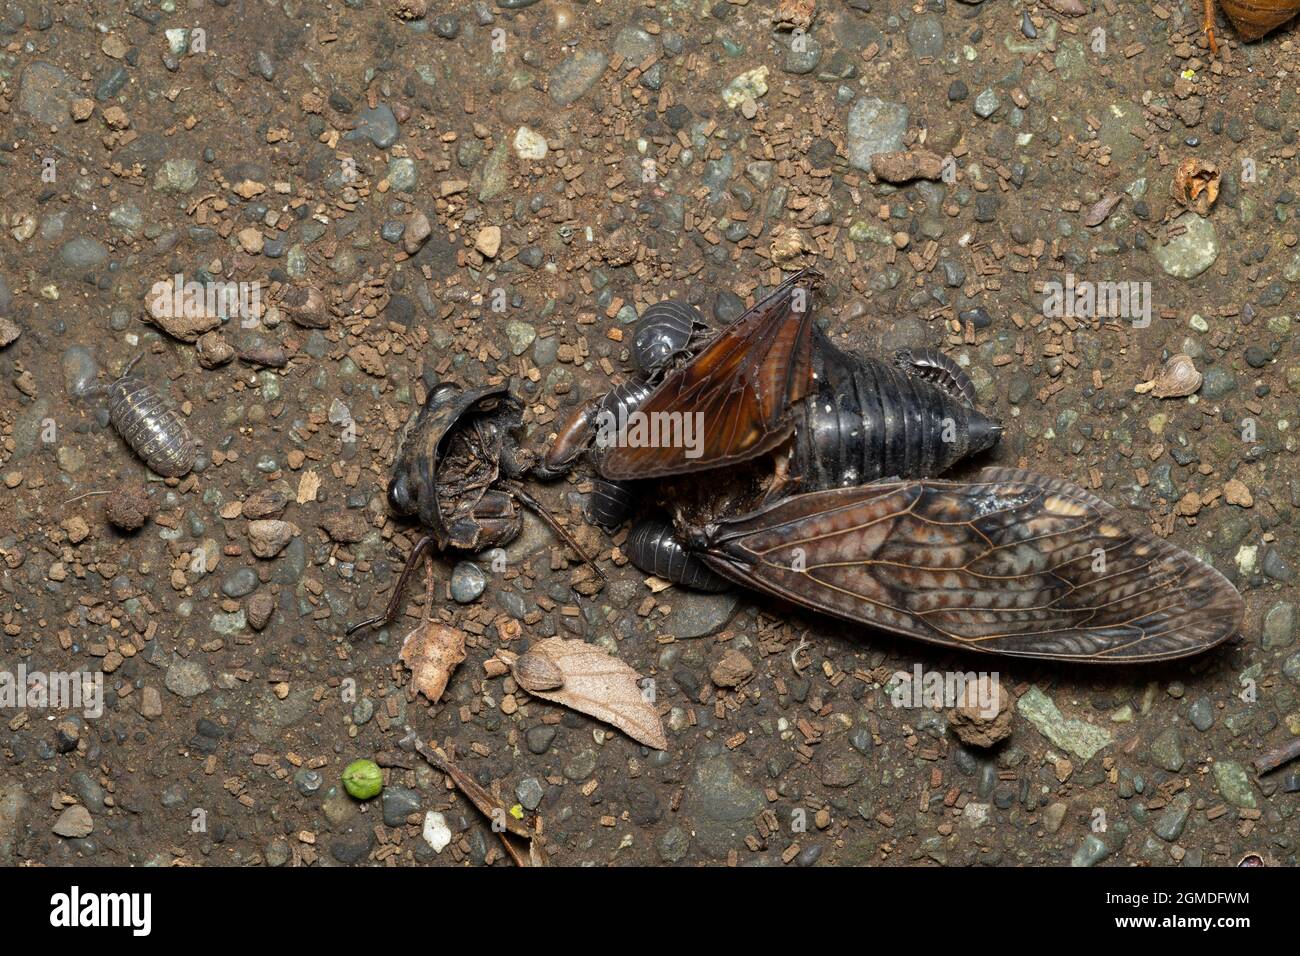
xmin=342 ymin=758 xmax=383 ymax=800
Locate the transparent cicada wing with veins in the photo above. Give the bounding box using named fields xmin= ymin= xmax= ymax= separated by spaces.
xmin=699 ymin=467 xmax=1242 ymax=662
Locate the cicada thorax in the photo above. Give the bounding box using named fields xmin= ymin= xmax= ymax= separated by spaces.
xmin=792 ymin=331 xmax=1002 ymax=489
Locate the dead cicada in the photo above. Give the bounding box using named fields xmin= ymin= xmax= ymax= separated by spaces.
xmin=539 ymin=270 xmax=1244 ymax=664
xmin=348 ymin=381 xmax=597 ymax=635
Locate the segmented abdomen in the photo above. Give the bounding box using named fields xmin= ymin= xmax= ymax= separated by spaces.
xmin=626 ymin=518 xmax=730 ymax=591
xmin=107 ymin=376 xmax=196 ymax=477
xmin=631 ymin=300 xmax=703 ymax=378
xmin=793 ymin=336 xmax=1000 ymax=488
xmin=584 ymin=478 xmax=633 ymax=528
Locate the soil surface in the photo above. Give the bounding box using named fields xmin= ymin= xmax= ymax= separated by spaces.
xmin=0 ymin=0 xmax=1298 ymax=867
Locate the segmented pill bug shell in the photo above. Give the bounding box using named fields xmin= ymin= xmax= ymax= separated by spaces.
xmin=626 ymin=518 xmax=730 ymax=592
xmin=894 ymin=347 xmax=978 ymax=408
xmin=107 ymin=373 xmax=197 ymax=477
xmin=583 ymin=478 xmax=633 ymax=529
xmin=631 ymin=300 xmax=703 ymax=378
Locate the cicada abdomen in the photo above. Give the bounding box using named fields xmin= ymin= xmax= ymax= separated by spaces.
xmin=793 ymin=332 xmax=1001 ymax=489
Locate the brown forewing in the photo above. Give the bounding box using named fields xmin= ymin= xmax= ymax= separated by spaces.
xmin=598 ymin=271 xmax=817 ymax=480
xmin=700 ymin=467 xmax=1243 ymax=662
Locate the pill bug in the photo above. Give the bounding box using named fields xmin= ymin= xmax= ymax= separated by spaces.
xmin=893 ymin=347 xmax=977 ymax=408
xmin=631 ymin=299 xmax=707 ymax=378
xmin=626 ymin=518 xmax=730 ymax=592
xmin=583 ymin=477 xmax=634 ymax=529
xmin=106 ymin=356 xmax=197 ymax=478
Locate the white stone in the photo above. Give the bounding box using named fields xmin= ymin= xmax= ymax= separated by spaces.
xmin=422 ymin=811 xmax=451 ymax=853
xmin=513 ymin=126 xmax=549 ymax=161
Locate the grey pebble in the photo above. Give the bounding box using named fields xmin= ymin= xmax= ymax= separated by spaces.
xmin=59 ymin=238 xmax=109 ymax=270
xmin=1188 ymin=697 xmax=1214 ymax=732
xmin=221 ymin=568 xmax=258 ymax=598
xmin=516 ymin=777 xmax=544 ymax=811
xmin=549 ymin=50 xmax=609 ymax=106
xmin=450 ymin=561 xmax=487 ymax=603
xmin=526 ymin=725 xmax=557 ymax=754
xmin=346 ymin=104 xmax=400 ymax=150
xmin=381 ymin=786 xmax=421 ymax=826
xmin=973 ymin=88 xmax=1001 ymax=119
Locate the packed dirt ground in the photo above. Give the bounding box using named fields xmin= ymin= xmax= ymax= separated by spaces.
xmin=1 ymin=0 xmax=1298 ymax=866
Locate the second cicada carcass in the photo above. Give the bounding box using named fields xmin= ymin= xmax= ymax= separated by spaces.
xmin=348 ymin=381 xmax=599 ymax=635
xmin=537 ymin=271 xmax=1243 ymax=664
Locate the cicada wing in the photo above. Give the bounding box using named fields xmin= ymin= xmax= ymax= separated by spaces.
xmin=700 ymin=468 xmax=1243 ymax=662
xmin=598 ymin=270 xmax=818 ymax=480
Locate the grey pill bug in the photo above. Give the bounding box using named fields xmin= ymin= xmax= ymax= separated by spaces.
xmin=105 ymin=354 xmax=197 ymax=478
xmin=630 ymin=299 xmax=707 ymax=379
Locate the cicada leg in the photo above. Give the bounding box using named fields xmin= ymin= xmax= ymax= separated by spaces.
xmin=346 ymin=533 xmax=437 ymax=637
xmin=501 ymin=481 xmax=607 ymax=581
xmin=1203 ymin=0 xmax=1218 ymax=54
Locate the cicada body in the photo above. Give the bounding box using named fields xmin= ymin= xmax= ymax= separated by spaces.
xmin=387 ymin=382 xmax=526 ymax=552
xmin=537 ymin=270 xmax=1243 ymax=664
xmin=790 ymin=332 xmax=1001 ymax=491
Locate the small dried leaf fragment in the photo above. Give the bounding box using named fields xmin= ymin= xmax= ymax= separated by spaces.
xmin=401 ymin=620 xmax=466 ymax=703
xmin=511 ymin=638 xmax=668 ymax=750
xmin=1171 ymin=158 xmax=1220 ymax=216
xmin=1083 ymin=193 xmax=1124 ymax=227
xmin=513 ymin=648 xmax=564 ymax=692
xmin=772 ymin=0 xmax=816 ymax=31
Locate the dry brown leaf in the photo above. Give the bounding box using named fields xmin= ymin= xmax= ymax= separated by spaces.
xmin=401 ymin=619 xmax=465 ymax=702
xmin=512 ymin=638 xmax=668 ymax=750
xmin=397 ymin=561 xmax=465 ymax=703
xmin=1083 ymin=193 xmax=1123 ymax=227
xmin=1171 ymin=158 xmax=1220 ymax=216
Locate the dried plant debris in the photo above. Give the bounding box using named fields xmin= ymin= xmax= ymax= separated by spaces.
xmin=416 ymin=742 xmax=547 ymax=867
xmin=1171 ymin=158 xmax=1220 ymax=216
xmin=1083 ymin=193 xmax=1124 ymax=227
xmin=771 ymin=0 xmax=816 ymax=31
xmin=0 ymin=317 xmax=20 ymax=348
xmin=510 ymin=638 xmax=668 ymax=750
xmin=871 ymin=149 xmax=945 ymax=184
xmin=1135 ymin=354 xmax=1203 ymax=398
xmin=946 ymin=681 xmax=1014 ymax=748
xmin=399 ymin=564 xmax=465 ymax=703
